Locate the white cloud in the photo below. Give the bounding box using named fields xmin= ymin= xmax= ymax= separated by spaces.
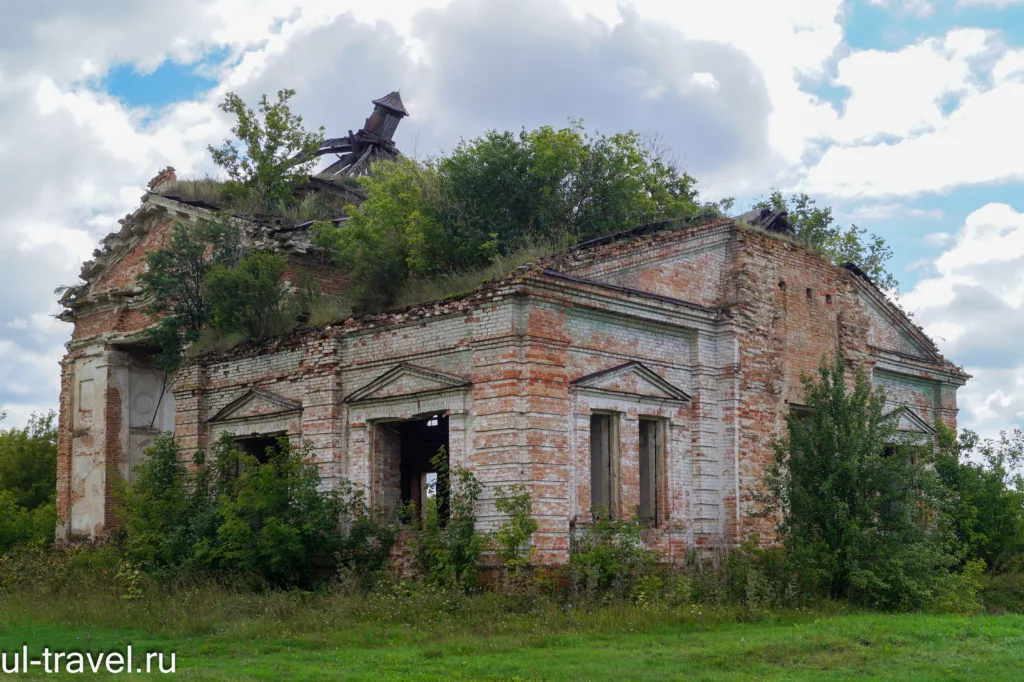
xmin=903 ymin=203 xmax=1024 ymax=435
xmin=869 ymin=0 xmax=936 ymax=17
xmin=924 ymin=231 xmax=954 ymax=246
xmin=957 ymin=0 xmax=1024 ymax=6
xmin=827 ymin=30 xmax=990 ymax=145
xmin=993 ymin=49 xmax=1024 ymax=84
xmin=796 ymin=28 xmax=1024 ymax=199
xmin=844 ymin=204 xmax=945 ymax=221
xmin=801 ymin=80 xmax=1024 ymax=198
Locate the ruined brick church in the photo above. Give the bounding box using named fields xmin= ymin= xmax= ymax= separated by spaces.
xmin=55 ymin=92 xmax=968 ymax=563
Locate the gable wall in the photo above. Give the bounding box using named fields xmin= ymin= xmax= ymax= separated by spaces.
xmin=92 ymin=215 xmax=176 ymax=297
xmin=730 ymin=228 xmax=874 ymax=540
xmin=558 ymin=223 xmax=733 ymax=308
xmin=862 ymin=296 xmax=931 ymax=358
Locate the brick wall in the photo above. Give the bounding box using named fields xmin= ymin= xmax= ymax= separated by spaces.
xmin=62 ymin=217 xmax=966 ymax=557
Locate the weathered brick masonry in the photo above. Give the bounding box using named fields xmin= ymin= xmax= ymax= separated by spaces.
xmin=56 ymin=197 xmax=968 ymax=563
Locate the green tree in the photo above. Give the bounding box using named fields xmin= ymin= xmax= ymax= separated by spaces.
xmin=935 ymin=428 xmax=1024 ymax=572
xmin=313 ymin=122 xmax=711 ymax=312
xmin=0 ymin=491 xmax=55 ymax=553
xmin=0 ymin=411 xmax=57 ymax=510
xmin=754 ymin=191 xmax=897 ymax=292
xmin=204 ymin=251 xmax=288 ymax=340
xmin=208 ymin=89 xmax=325 ymax=212
xmin=0 ymin=411 xmax=57 ymax=552
xmin=760 ymin=354 xmax=959 ymax=609
xmin=139 ymin=218 xmax=242 ymax=370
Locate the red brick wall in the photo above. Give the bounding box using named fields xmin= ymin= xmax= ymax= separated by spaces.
xmin=93 ymin=217 xmax=176 ymax=295
xmin=66 ymin=219 xmax=964 ymax=558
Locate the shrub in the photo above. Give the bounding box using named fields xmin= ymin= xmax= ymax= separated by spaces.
xmin=0 ymin=544 xmax=121 ymax=596
xmin=928 ymin=558 xmax=986 ymax=615
xmin=334 ymin=480 xmax=400 ymax=589
xmin=409 ymin=447 xmax=486 ymax=592
xmin=205 ymin=251 xmax=289 ymax=339
xmin=492 ymin=484 xmax=539 ymax=580
xmin=569 ymin=515 xmax=659 ymax=598
xmin=978 ymin=571 xmax=1024 ymax=613
xmin=312 ymin=123 xmax=711 ymax=313
xmin=121 ymin=433 xmax=391 ymax=589
xmin=0 ymin=492 xmax=54 ymax=553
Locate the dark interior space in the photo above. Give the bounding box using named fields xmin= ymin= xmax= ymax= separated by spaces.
xmin=399 ymin=414 xmax=449 ymax=518
xmin=235 ymin=434 xmax=283 ymax=464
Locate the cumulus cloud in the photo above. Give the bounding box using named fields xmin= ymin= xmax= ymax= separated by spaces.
xmin=957 ymin=0 xmax=1024 ymax=6
xmin=868 ymin=0 xmax=936 ymax=17
xmin=842 ymin=204 xmax=945 ymax=221
xmin=902 ymin=203 xmax=1024 ymax=433
xmin=798 ymin=29 xmax=1024 ymax=199
xmin=227 ymin=0 xmax=792 ymax=197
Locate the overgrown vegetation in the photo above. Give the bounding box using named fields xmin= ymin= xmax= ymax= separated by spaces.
xmin=759 ymin=354 xmax=968 ymax=611
xmin=754 ymin=191 xmax=898 ymax=291
xmin=936 ymin=427 xmax=1024 ymax=572
xmin=492 ymin=484 xmax=539 ymax=580
xmin=119 ymin=434 xmax=377 ymax=589
xmin=311 ymin=124 xmax=726 ymax=313
xmin=406 ymin=447 xmax=487 ymax=592
xmin=139 ymin=218 xmax=243 ymax=369
xmin=134 ymin=92 xmax=905 ymax=367
xmin=139 ymin=217 xmax=339 ymax=368
xmin=208 ymin=89 xmax=325 ymax=214
xmin=0 ymin=411 xmax=56 ymax=553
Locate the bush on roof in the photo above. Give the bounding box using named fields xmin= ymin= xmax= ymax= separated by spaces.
xmin=312 ymin=122 xmax=726 ymax=313
xmin=208 ymin=89 xmax=325 ymax=214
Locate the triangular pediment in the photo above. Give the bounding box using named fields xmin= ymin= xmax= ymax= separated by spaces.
xmin=885 ymin=407 xmax=936 ymax=435
xmin=571 ymin=361 xmax=690 ymax=402
xmin=850 ymin=272 xmax=942 ymax=363
xmin=208 ymin=388 xmax=302 ymax=423
xmin=345 ymin=363 xmax=470 ymax=403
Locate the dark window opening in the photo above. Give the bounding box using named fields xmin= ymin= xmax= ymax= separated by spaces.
xmin=235 ymin=434 xmax=283 ymax=464
xmin=778 ymin=280 xmax=786 ymax=291
xmin=806 ymin=287 xmax=813 ymax=299
xmin=590 ymin=414 xmax=617 ymax=519
xmin=882 ymin=443 xmax=924 ymax=466
xmin=826 ymin=294 xmax=833 ymax=304
xmin=376 ymin=415 xmax=450 ymax=523
xmin=639 ymin=419 xmax=660 ymax=525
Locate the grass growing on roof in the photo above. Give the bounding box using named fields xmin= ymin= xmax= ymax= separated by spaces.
xmin=391 ymin=241 xmax=560 ymax=311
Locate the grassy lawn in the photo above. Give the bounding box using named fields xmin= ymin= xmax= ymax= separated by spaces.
xmin=1 ymin=587 xmax=1023 ymax=680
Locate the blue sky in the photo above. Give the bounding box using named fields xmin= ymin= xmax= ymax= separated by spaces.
xmin=0 ymin=0 xmax=1021 ymax=438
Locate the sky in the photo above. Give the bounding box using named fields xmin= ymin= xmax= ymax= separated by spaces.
xmin=0 ymin=0 xmax=1021 ymax=439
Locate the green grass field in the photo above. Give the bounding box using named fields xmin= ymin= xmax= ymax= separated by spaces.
xmin=2 ymin=586 xmax=1023 ymax=680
